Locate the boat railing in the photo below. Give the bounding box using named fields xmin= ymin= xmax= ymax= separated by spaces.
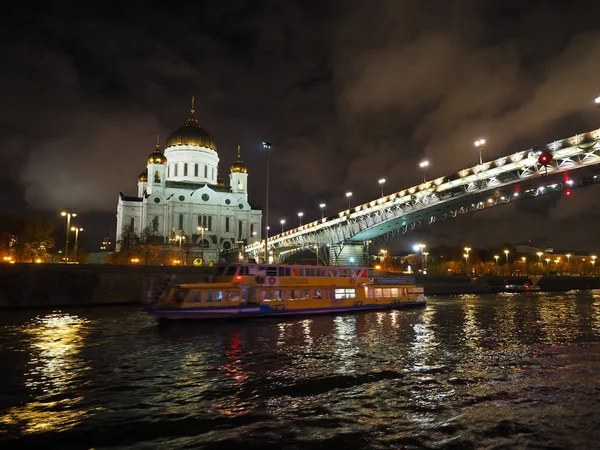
xmin=370 ymin=276 xmax=416 ymax=285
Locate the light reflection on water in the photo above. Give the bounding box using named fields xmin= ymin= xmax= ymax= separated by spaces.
xmin=0 ymin=312 xmax=90 ymax=434
xmin=1 ymin=292 xmax=600 ymax=448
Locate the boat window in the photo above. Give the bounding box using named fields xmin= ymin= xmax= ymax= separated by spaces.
xmin=259 ymin=290 xmax=271 ymax=301
xmin=373 ymin=288 xmax=382 ymax=298
xmin=390 ymin=288 xmax=399 ymax=297
xmin=187 ymin=290 xmax=202 ymax=302
xmin=279 ymin=267 xmax=291 ymax=276
xmin=241 ymin=290 xmax=248 ymax=303
xmin=334 ymin=288 xmax=355 ymax=299
xmin=273 ymin=290 xmax=284 ymax=300
xmin=314 ymin=289 xmax=322 ymax=299
xmin=301 ymin=290 xmax=310 ymax=299
xmin=224 ymin=291 xmax=240 ymax=302
xmin=382 ymin=288 xmax=391 ymax=297
xmin=216 ymin=266 xmax=227 ymax=276
xmin=225 ymin=266 xmax=238 ymax=276
xmin=174 ymin=289 xmax=187 ymax=303
xmin=297 ymin=268 xmax=304 ymax=276
xmin=287 ymin=290 xmax=298 ymax=300
xmin=366 ymin=287 xmax=374 ymax=298
xmin=266 ymin=266 xmax=278 ymax=276
xmin=206 ymin=291 xmax=222 ymax=302
xmin=292 ymin=268 xmax=298 ymax=276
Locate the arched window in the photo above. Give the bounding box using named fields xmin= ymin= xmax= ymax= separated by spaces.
xmin=223 ymin=241 xmax=231 ymax=250
xmin=194 ymin=163 xmax=198 ymax=177
xmin=238 ymin=220 xmax=243 ymax=237
xmin=152 ymin=216 xmax=159 ymax=232
xmin=178 ymin=214 xmax=184 ymax=230
xmin=250 ymin=223 xmax=254 ymax=236
xmin=174 ymin=164 xmax=178 ymax=177
xmin=184 ymin=163 xmax=188 ymax=176
xmin=167 ymin=165 xmax=170 ymax=177
xmin=225 ymin=217 xmax=230 ymax=232
xmin=154 ymin=170 xmax=161 ymax=182
xmin=208 ymin=216 xmax=212 ymax=231
xmin=204 ymin=165 xmax=208 ymax=178
xmin=197 ymin=215 xmax=202 ymax=227
xmin=129 ymin=217 xmax=135 ymax=232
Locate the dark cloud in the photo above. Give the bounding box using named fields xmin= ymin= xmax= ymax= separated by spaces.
xmin=1 ymin=0 xmax=599 ymax=252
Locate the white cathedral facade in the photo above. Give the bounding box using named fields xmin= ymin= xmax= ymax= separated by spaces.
xmin=115 ymin=98 xmax=263 ymax=265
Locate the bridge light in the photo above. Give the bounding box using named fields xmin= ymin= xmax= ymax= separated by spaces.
xmin=595 ymin=95 xmax=600 ymax=106
xmin=513 ymin=192 xmax=519 ymax=197
xmin=565 ymin=189 xmax=572 ymax=196
xmin=538 ymin=150 xmax=553 ymax=166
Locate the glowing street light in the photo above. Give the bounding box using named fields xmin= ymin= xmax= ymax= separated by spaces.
xmin=494 ymin=255 xmax=499 ymax=275
xmin=70 ymin=226 xmax=83 ymax=263
xmin=464 ymin=246 xmax=471 ymax=275
xmin=474 ymin=138 xmax=486 ymax=165
xmin=592 ymin=255 xmax=597 ymax=270
xmin=319 ymin=203 xmax=326 ymax=219
xmin=262 ymin=141 xmax=272 ymax=263
xmin=297 ymin=212 xmax=304 ymax=226
xmin=463 ymin=253 xmax=469 ymax=274
xmin=504 ymin=249 xmax=510 ymax=264
xmin=60 ymin=210 xmax=77 ymax=263
xmin=280 ymin=219 xmax=286 ymax=233
xmin=380 ymin=249 xmax=388 ymax=270
xmin=378 ymin=178 xmax=386 ymax=197
xmin=414 ymin=243 xmax=426 ymax=270
xmin=536 ymin=251 xmax=543 ymax=263
xmin=419 ymin=160 xmax=429 ymax=183
xmin=345 ymin=191 xmax=353 ymax=209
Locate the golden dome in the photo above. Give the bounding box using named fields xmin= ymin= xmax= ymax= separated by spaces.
xmin=166 ymin=96 xmax=217 ymax=151
xmin=138 ymin=168 xmax=148 ymax=182
xmin=147 ymin=134 xmax=167 ymax=165
xmin=230 ymin=145 xmax=248 ymax=173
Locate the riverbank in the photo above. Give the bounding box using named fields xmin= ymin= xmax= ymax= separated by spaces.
xmin=1 ymin=264 xmax=599 ymax=309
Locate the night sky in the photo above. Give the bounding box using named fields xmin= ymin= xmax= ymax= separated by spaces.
xmin=2 ymin=0 xmax=600 ymax=254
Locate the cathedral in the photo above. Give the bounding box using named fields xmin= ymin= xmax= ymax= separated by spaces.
xmin=115 ymin=98 xmax=263 ymax=265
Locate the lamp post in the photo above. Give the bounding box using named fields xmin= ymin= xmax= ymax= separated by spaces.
xmin=380 ymin=249 xmax=388 ymax=270
xmin=70 ymin=227 xmax=83 ymax=263
xmin=423 ymin=251 xmax=429 ymax=272
xmin=297 ymin=212 xmax=303 ymax=226
xmin=474 ymin=138 xmax=486 ymax=165
xmin=419 ymin=160 xmax=429 ymax=183
xmin=252 ymin=231 xmax=257 ymax=243
xmin=61 ymin=210 xmax=77 ymax=263
xmin=345 ymin=191 xmax=353 ymax=209
xmin=262 ymin=141 xmax=272 ymax=263
xmin=464 ymin=246 xmax=471 ymax=275
xmin=280 ymin=219 xmax=286 ymax=233
xmin=378 ymin=178 xmax=386 ymax=197
xmin=319 ymin=203 xmax=326 ymax=219
xmin=494 ymin=255 xmax=499 ymax=275
xmin=592 ymin=255 xmax=597 ymax=273
xmin=463 ymin=253 xmax=469 ymax=275
xmin=414 ymin=243 xmax=425 ymax=272
xmin=504 ymin=249 xmax=510 ymax=275
xmin=537 ymin=251 xmax=543 ymax=263
xmin=566 ymin=253 xmax=571 ymax=274
xmin=197 ymin=226 xmax=205 ymax=262
xmin=521 ymin=256 xmax=527 ymax=275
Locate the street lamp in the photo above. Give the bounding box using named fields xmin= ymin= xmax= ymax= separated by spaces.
xmin=504 ymin=249 xmax=510 ymax=264
xmin=494 ymin=255 xmax=499 ymax=275
xmin=474 ymin=138 xmax=486 ymax=165
xmin=378 ymin=178 xmax=386 ymax=197
xmin=197 ymin=226 xmax=205 ymax=261
xmin=423 ymin=251 xmax=429 ymax=272
xmin=536 ymin=251 xmax=543 ymax=263
xmin=345 ymin=191 xmax=353 ymax=209
xmin=521 ymin=256 xmax=527 ymax=275
xmin=464 ymin=246 xmax=471 ymax=275
xmin=60 ymin=210 xmax=77 ymax=263
xmin=380 ymin=249 xmax=388 ymax=270
xmin=592 ymin=255 xmax=597 ymax=272
xmin=297 ymin=212 xmax=303 ymax=226
xmin=463 ymin=253 xmax=469 ymax=275
xmin=319 ymin=203 xmax=326 ymax=219
xmin=280 ymin=219 xmax=286 ymax=233
xmin=414 ymin=243 xmax=425 ymax=271
xmin=252 ymin=231 xmax=257 ymax=243
xmin=70 ymin=227 xmax=83 ymax=263
xmin=419 ymin=160 xmax=429 ymax=183
xmin=262 ymin=141 xmax=272 ymax=263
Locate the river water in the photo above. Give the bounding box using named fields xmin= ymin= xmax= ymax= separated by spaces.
xmin=1 ymin=291 xmax=600 ymax=449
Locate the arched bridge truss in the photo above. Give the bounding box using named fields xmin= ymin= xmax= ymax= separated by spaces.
xmin=247 ymin=128 xmax=600 ymax=261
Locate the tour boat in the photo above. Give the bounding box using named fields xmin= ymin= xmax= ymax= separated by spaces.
xmin=143 ymin=263 xmax=427 ymax=321
xmin=504 ymin=283 xmax=541 ymax=292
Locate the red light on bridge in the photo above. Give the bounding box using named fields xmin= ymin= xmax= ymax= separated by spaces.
xmin=565 ymin=189 xmax=572 ymax=196
xmin=538 ymin=151 xmax=553 ymax=166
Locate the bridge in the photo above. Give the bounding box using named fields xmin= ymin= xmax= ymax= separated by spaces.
xmin=246 ymin=127 xmax=600 ymax=265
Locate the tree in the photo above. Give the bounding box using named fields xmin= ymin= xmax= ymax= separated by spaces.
xmin=12 ymin=218 xmax=55 ymax=262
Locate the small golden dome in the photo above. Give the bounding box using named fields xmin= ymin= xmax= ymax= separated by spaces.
xmin=230 ymin=145 xmax=248 ymax=173
xmin=147 ymin=134 xmax=167 ymax=165
xmin=138 ymin=168 xmax=148 ymax=182
xmin=166 ymin=96 xmax=217 ymax=151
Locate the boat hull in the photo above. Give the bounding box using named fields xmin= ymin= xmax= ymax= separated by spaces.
xmin=146 ymin=300 xmax=426 ymax=321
